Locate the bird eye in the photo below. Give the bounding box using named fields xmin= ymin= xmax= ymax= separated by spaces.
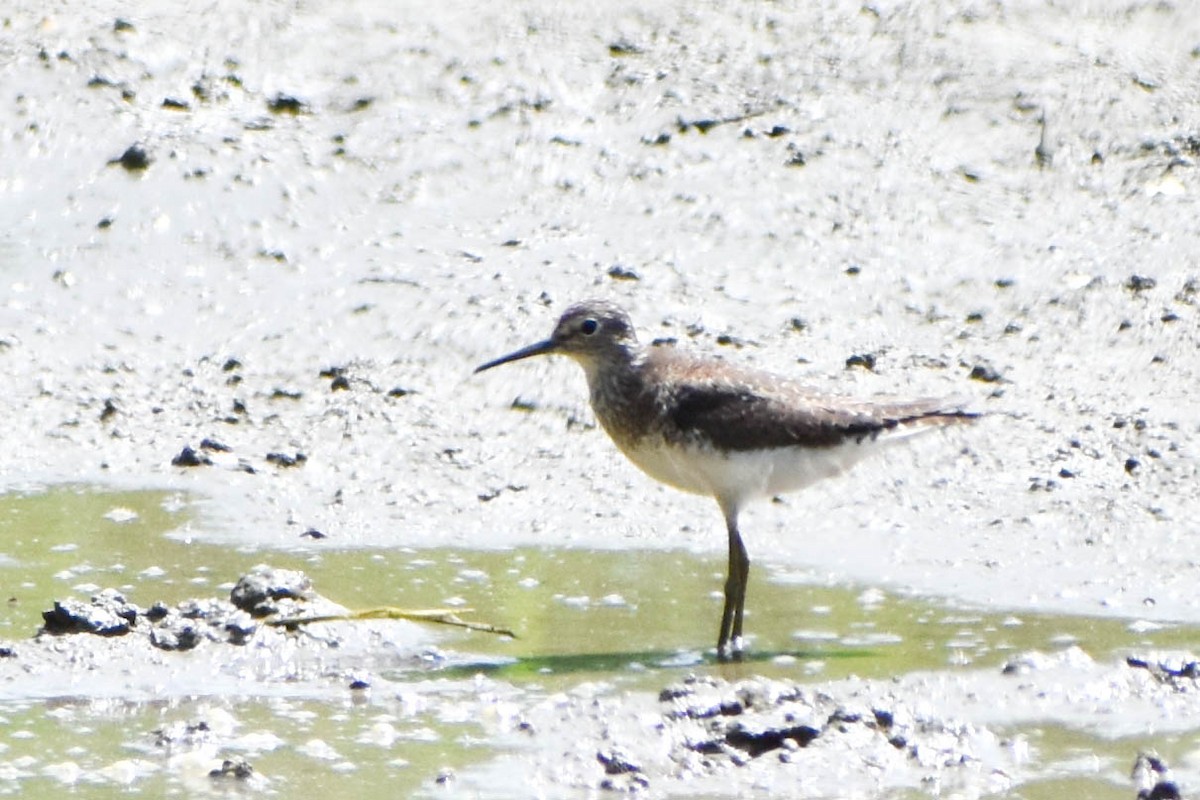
xmin=580 ymin=318 xmax=599 ymax=335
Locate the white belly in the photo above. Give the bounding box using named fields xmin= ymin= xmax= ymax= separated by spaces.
xmin=617 ymin=438 xmax=874 ymax=505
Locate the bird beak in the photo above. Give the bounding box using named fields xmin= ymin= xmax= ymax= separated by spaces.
xmin=474 ymin=338 xmax=559 ymax=374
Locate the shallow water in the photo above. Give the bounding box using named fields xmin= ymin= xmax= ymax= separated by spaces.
xmin=5 ymin=486 xmax=1197 ymax=680
xmin=5 ymin=698 xmax=1186 ymax=800
xmin=1 ymin=486 xmax=1197 ymax=797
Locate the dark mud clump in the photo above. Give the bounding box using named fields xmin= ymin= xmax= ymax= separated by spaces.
xmin=171 ymin=445 xmax=212 ymax=467
xmin=229 ymin=566 xmax=316 ymax=616
xmin=659 ymin=675 xmax=984 ymax=770
xmin=1134 ymin=752 xmax=1184 ymax=800
xmin=540 ymin=673 xmax=1020 ymax=795
xmin=209 ymin=756 xmax=257 ymax=781
xmin=40 ymin=586 xmax=253 ymax=651
xmin=264 ymin=451 xmax=307 ymax=468
xmin=37 ymin=566 xmax=330 ymax=651
xmin=42 ymin=588 xmax=139 ymax=636
xmin=108 ymin=143 xmax=152 ymax=171
xmin=1126 ymin=655 xmax=1200 ymax=687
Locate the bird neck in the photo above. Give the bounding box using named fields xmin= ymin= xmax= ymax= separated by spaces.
xmin=579 ymin=344 xmax=651 ymax=440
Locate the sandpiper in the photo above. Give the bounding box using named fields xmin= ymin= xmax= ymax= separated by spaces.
xmin=475 ymin=300 xmax=978 ymax=659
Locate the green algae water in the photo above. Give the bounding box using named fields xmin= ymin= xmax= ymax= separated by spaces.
xmin=0 ymin=486 xmax=1197 ymax=798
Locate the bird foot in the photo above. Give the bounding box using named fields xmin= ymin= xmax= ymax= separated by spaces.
xmin=717 ymin=636 xmax=746 ymax=662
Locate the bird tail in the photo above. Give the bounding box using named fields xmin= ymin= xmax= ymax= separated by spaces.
xmin=883 ymin=397 xmax=982 ymax=439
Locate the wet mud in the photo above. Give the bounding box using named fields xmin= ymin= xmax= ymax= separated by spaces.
xmin=4 ymin=567 xmax=1200 ymax=798
xmin=2 ymin=0 xmax=1199 ymax=796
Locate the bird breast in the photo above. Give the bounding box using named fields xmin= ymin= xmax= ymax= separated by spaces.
xmin=612 ymin=434 xmax=875 ymax=505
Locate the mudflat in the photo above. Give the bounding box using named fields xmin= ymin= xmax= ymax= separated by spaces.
xmin=1 ymin=2 xmax=1198 ymax=797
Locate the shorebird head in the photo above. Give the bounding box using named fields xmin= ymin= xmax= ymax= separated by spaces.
xmin=474 ymin=300 xmax=638 ymax=374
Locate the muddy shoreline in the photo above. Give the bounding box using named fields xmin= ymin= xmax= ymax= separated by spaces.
xmin=2 ymin=0 xmax=1199 ymax=796
xmin=5 ymin=568 xmax=1200 ymax=797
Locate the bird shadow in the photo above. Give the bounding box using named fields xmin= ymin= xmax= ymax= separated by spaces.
xmin=430 ymin=645 xmax=874 ymax=680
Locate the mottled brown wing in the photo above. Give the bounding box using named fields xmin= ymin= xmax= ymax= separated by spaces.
xmin=667 ymin=382 xmax=976 ymax=452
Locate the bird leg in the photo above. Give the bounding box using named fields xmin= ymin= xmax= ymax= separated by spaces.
xmin=718 ymin=509 xmax=750 ymax=660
